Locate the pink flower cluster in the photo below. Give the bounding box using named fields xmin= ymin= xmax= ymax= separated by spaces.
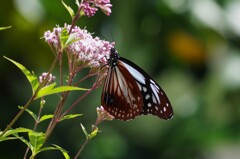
xmin=43 ymin=27 xmax=62 ymax=52
xmin=81 ymin=0 xmax=112 ymax=17
xmin=43 ymin=24 xmax=114 ymax=69
xmin=96 ymin=106 xmax=115 ymax=121
xmin=39 ymin=72 xmax=56 ymax=85
xmin=82 ymin=3 xmax=98 ymax=17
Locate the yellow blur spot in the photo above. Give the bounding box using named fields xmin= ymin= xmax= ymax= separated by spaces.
xmin=167 ymin=30 xmax=206 ymax=65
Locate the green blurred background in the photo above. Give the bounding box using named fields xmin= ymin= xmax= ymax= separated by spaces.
xmin=1 ymin=0 xmax=240 ymax=158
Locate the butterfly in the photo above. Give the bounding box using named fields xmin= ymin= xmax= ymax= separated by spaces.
xmin=101 ymin=48 xmax=173 ymax=121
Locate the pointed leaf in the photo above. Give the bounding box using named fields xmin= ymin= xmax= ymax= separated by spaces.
xmin=81 ymin=124 xmax=88 ymax=139
xmin=35 ymin=83 xmax=55 ymax=99
xmin=62 ymin=0 xmax=75 ymax=20
xmin=0 ymin=26 xmax=12 ymax=30
xmin=0 ymin=127 xmax=32 ymax=139
xmin=36 ymin=145 xmax=70 ymax=159
xmin=35 ymin=83 xmax=88 ymax=99
xmin=37 ymin=146 xmax=57 ymax=153
xmin=53 ymin=144 xmax=70 ymax=159
xmin=59 ymin=27 xmax=80 ymax=48
xmin=1 ymin=128 xmax=34 ymax=151
xmin=88 ymin=127 xmax=99 ymax=140
xmin=39 ymin=114 xmax=53 ymax=123
xmin=60 ymin=114 xmax=82 ymax=121
xmin=65 ymin=33 xmax=80 ymax=47
xmin=75 ymin=0 xmax=85 ymax=16
xmin=18 ymin=106 xmax=37 ymax=122
xmin=13 ymin=134 xmax=33 ymax=151
xmin=28 ymin=131 xmax=45 ymax=151
xmin=0 ymin=136 xmax=19 ymax=142
xmin=4 ymin=56 xmax=39 ymax=93
xmin=59 ymin=28 xmax=69 ymax=49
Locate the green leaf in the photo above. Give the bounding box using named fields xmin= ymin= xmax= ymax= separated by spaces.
xmin=75 ymin=0 xmax=85 ymax=17
xmin=0 ymin=127 xmax=32 ymax=139
xmin=35 ymin=82 xmax=88 ymax=99
xmin=36 ymin=145 xmax=70 ymax=159
xmin=28 ymin=131 xmax=45 ymax=151
xmin=59 ymin=28 xmax=69 ymax=49
xmin=60 ymin=114 xmax=82 ymax=121
xmin=0 ymin=128 xmax=33 ymax=151
xmin=81 ymin=124 xmax=88 ymax=139
xmin=76 ymin=0 xmax=80 ymax=7
xmin=18 ymin=106 xmax=37 ymax=122
xmin=39 ymin=114 xmax=53 ymax=123
xmin=4 ymin=56 xmax=39 ymax=94
xmin=88 ymin=127 xmax=99 ymax=140
xmin=0 ymin=26 xmax=12 ymax=30
xmin=62 ymin=0 xmax=75 ymax=20
xmin=65 ymin=33 xmax=80 ymax=47
xmin=53 ymin=144 xmax=70 ymax=159
xmin=59 ymin=28 xmax=80 ymax=48
xmin=0 ymin=136 xmax=20 ymax=142
xmin=37 ymin=146 xmax=57 ymax=153
xmin=13 ymin=134 xmax=33 ymax=151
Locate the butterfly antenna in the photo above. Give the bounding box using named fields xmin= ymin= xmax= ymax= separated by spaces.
xmin=99 ymin=55 xmax=109 ymax=70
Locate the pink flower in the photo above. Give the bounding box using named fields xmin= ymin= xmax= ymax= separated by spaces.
xmin=81 ymin=3 xmax=98 ymax=17
xmin=96 ymin=106 xmax=115 ymax=121
xmin=81 ymin=0 xmax=112 ymax=17
xmin=43 ymin=24 xmax=114 ymax=69
xmin=39 ymin=72 xmax=56 ymax=85
xmin=43 ymin=27 xmax=62 ymax=52
xmin=94 ymin=0 xmax=112 ymax=16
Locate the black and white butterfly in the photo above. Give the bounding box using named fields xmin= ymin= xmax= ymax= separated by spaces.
xmin=101 ymin=48 xmax=173 ymax=121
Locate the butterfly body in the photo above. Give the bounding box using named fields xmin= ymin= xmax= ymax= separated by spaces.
xmin=101 ymin=48 xmax=173 ymax=121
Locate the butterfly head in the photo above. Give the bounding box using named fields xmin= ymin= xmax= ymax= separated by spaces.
xmin=108 ymin=48 xmax=120 ymax=68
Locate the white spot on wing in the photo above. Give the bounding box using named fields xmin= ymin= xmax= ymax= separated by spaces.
xmin=150 ymin=83 xmax=160 ymax=104
xmin=142 ymin=86 xmax=147 ymax=92
xmin=152 ymin=95 xmax=157 ymax=104
xmin=147 ymin=103 xmax=152 ymax=107
xmin=137 ymin=82 xmax=142 ymax=90
xmin=145 ymin=94 xmax=150 ymax=100
xmin=122 ymin=62 xmax=146 ymax=84
xmin=150 ymin=79 xmax=155 ymax=84
xmin=133 ymin=104 xmax=137 ymax=109
xmin=163 ymin=107 xmax=166 ymax=112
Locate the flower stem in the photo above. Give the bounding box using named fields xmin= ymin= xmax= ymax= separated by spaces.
xmin=74 ymin=72 xmax=97 ymax=86
xmin=59 ymin=84 xmax=98 ymax=119
xmin=74 ymin=138 xmax=89 ymax=159
xmin=74 ymin=111 xmax=103 ymax=159
xmin=69 ymin=3 xmax=84 ymax=34
xmin=44 ymin=63 xmax=77 ymax=141
xmin=23 ymin=99 xmax=45 ymax=159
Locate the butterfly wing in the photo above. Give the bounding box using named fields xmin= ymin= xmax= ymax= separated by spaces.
xmin=120 ymin=57 xmax=173 ymax=120
xmin=101 ymin=61 xmax=144 ymax=120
